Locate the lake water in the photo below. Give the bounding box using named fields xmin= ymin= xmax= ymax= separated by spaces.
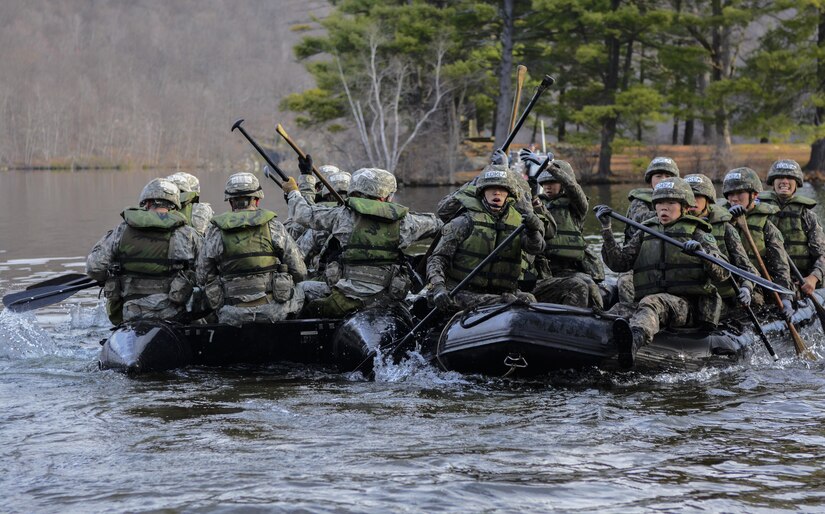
xmin=2 ymin=169 xmax=825 ymax=512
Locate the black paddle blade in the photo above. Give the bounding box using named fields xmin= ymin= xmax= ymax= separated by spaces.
xmin=25 ymin=273 xmax=90 ymax=290
xmin=3 ymin=281 xmax=99 ymax=312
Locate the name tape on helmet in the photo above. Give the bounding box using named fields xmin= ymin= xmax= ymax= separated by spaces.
xmin=484 ymin=170 xmax=508 ymax=179
xmin=775 ymin=161 xmax=799 ymax=171
xmin=685 ymin=175 xmax=703 ymax=184
xmin=725 ymin=172 xmax=742 ymax=181
xmin=229 ymin=174 xmax=255 ymax=186
xmin=650 ymin=157 xmax=674 ymax=167
xmin=654 ymin=180 xmax=676 ymax=190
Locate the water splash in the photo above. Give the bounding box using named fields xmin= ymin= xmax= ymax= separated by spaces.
xmin=0 ymin=309 xmax=62 ymax=359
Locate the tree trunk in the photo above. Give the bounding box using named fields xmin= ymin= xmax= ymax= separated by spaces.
xmin=493 ymin=0 xmax=515 ymax=148
xmin=711 ymin=0 xmax=732 ymax=149
xmin=672 ymin=119 xmax=679 ymax=145
xmin=683 ymin=118 xmax=694 ymax=145
xmin=597 ymin=0 xmax=622 ymax=178
xmin=806 ymin=7 xmax=825 ymax=171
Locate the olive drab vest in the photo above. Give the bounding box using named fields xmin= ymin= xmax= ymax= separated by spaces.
xmin=116 ymin=208 xmax=188 ymax=299
xmin=759 ymin=191 xmax=818 ymax=274
xmin=178 ymin=191 xmax=199 ymax=226
xmin=721 ymin=201 xmax=778 ymax=268
xmin=704 ymin=205 xmax=736 ymax=299
xmin=633 ymin=215 xmax=717 ymax=301
xmin=542 ymin=196 xmax=586 ymax=261
xmin=341 ymin=197 xmax=408 ymax=266
xmin=211 ymin=209 xmax=281 ymax=299
xmin=627 ymin=188 xmax=653 ymax=208
xmin=447 ymin=199 xmax=523 ymax=294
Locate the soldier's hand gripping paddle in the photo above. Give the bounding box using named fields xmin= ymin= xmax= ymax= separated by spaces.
xmin=231 ymin=119 xmax=287 ymax=186
xmin=275 ymin=124 xmax=346 ymax=206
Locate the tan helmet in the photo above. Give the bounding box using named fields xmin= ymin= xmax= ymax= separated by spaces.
xmin=766 ymin=159 xmax=804 ymax=187
xmin=166 ymin=172 xmax=201 ymax=193
xmin=349 ymin=168 xmax=397 ymax=199
xmin=323 ymin=171 xmax=351 ymax=196
xmin=139 ymin=178 xmax=181 ymax=210
xmin=722 ymin=167 xmax=762 ymax=196
xmin=644 ymin=156 xmax=680 ymax=183
xmin=684 ymin=174 xmax=716 ymax=204
xmin=224 ymin=172 xmax=264 ymax=201
xmin=652 ymin=177 xmax=696 ymax=207
xmin=476 ymin=165 xmax=516 ymax=196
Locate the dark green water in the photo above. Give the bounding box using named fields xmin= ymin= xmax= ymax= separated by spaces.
xmin=2 ymin=169 xmax=825 ymax=512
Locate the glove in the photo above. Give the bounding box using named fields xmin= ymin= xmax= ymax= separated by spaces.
xmin=728 ymin=204 xmax=747 ymax=218
xmin=519 ymin=148 xmax=542 ymax=166
xmin=737 ymin=286 xmax=752 ymax=307
xmin=781 ymin=298 xmax=795 ymax=320
xmin=281 ymin=177 xmax=299 ymax=194
xmin=491 ymin=148 xmax=509 ymax=167
xmin=682 ymin=240 xmax=702 ymax=254
xmin=523 ymin=212 xmax=544 ymax=232
xmin=431 ymin=283 xmax=454 ymax=311
xmin=298 ymin=153 xmax=313 ymax=175
xmin=593 ymin=204 xmax=612 ymax=228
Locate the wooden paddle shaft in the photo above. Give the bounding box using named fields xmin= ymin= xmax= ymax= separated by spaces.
xmin=509 ymin=65 xmax=527 ymax=136
xmin=275 ymin=124 xmax=346 ymax=205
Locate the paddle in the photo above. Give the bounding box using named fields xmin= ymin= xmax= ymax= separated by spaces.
xmin=787 ymin=257 xmax=825 ymax=333
xmin=231 ymin=118 xmax=287 ymax=186
xmin=354 ymin=222 xmax=529 ymax=376
xmin=499 ymin=75 xmax=554 ymax=154
xmin=275 ymin=124 xmax=346 ymax=206
xmin=25 ymin=273 xmax=89 ymax=290
xmin=508 ymin=64 xmax=527 ymax=135
xmin=728 ymin=274 xmax=778 ymax=361
xmin=602 ymin=209 xmax=793 ymax=295
xmin=731 ymin=214 xmax=815 ymax=359
xmin=3 ymin=280 xmax=100 ymax=312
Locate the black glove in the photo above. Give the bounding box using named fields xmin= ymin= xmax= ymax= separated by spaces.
xmin=431 ymin=284 xmax=453 ymax=311
xmin=523 ymin=212 xmax=544 ymax=232
xmin=593 ymin=204 xmax=612 ymax=228
xmin=491 ymin=149 xmax=509 ymax=167
xmin=519 ymin=148 xmax=542 ymax=166
xmin=298 ymin=153 xmax=313 ymax=175
xmin=728 ymin=204 xmax=747 ymax=218
xmin=682 ymin=240 xmax=702 ymax=254
xmin=781 ymin=298 xmax=795 ymax=320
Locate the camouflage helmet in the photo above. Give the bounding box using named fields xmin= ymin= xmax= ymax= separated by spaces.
xmin=476 ymin=165 xmax=516 ymax=196
xmin=166 ymin=172 xmax=201 ymax=193
xmin=644 ymin=156 xmax=680 ymax=183
xmin=323 ymin=171 xmax=351 ymax=196
xmin=139 ymin=178 xmax=181 ymax=210
xmin=684 ymin=173 xmax=716 ymax=204
xmin=652 ymin=177 xmax=696 ymax=207
xmin=536 ymin=160 xmax=575 ymax=184
xmin=766 ymin=159 xmax=804 ymax=187
xmin=722 ymin=167 xmax=762 ymax=196
xmin=318 ymin=164 xmax=341 ymax=177
xmin=224 ymin=172 xmax=264 ymax=201
xmin=350 ymin=168 xmax=397 ymax=199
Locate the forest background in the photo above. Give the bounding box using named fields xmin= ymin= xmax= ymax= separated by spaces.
xmin=2 ymin=0 xmax=824 ymax=184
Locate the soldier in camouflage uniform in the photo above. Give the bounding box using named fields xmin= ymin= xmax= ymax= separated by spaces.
xmin=685 ymin=173 xmax=758 ymax=312
xmin=519 ymin=150 xmax=603 ymax=309
xmin=197 ymin=172 xmax=306 ymax=326
xmin=596 ymin=177 xmax=729 ymax=368
xmin=166 ymin=172 xmax=214 ymax=237
xmin=719 ymin=167 xmax=795 ymax=317
xmin=87 ymin=178 xmax=201 ymax=325
xmin=427 ymin=166 xmax=545 ymax=312
xmin=285 ymin=156 xmax=347 ymax=240
xmin=758 ymin=159 xmax=825 ymax=296
xmin=282 ymin=167 xmax=441 ymax=318
xmin=295 ymin=168 xmax=351 ymax=273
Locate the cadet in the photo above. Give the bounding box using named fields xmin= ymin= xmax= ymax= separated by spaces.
xmin=296 ymin=169 xmax=352 ymax=273
xmin=758 ymin=159 xmax=825 ymax=296
xmin=624 ymin=156 xmax=681 ymax=240
xmin=166 ymin=172 xmax=214 ymax=237
xmin=285 ymin=156 xmax=348 ymax=240
xmin=685 ymin=173 xmax=757 ymax=310
xmin=596 ymin=177 xmax=729 ymax=368
xmin=86 ymin=178 xmax=201 ymax=325
xmin=197 ymin=172 xmax=306 ymax=325
xmin=520 ymin=150 xmax=603 ymax=309
xmin=427 ymin=166 xmax=546 ymax=312
xmin=283 ymin=167 xmax=441 ymax=318
xmin=720 ymin=167 xmax=795 ymax=317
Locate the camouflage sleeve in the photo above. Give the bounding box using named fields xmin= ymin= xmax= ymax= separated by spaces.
xmin=190 ymin=203 xmax=213 ymax=237
xmin=296 ymin=228 xmax=320 ymax=261
xmin=695 ymin=229 xmax=729 ymax=283
xmin=298 ymin=174 xmax=318 ymax=203
xmin=287 ymin=190 xmax=340 ymax=232
xmin=601 ymin=227 xmax=641 ymax=273
xmin=427 ymin=215 xmax=472 ymax=286
xmin=196 ymin=225 xmax=223 ymax=286
xmin=86 ymin=223 xmax=127 ymax=283
xmin=436 ymin=182 xmax=472 ymax=222
xmin=624 ymin=199 xmax=655 ymax=241
xmin=554 ymin=170 xmax=588 ymax=219
xmin=521 ymin=220 xmax=546 ymax=256
xmin=802 ymin=209 xmax=825 ymax=281
xmin=400 ymin=212 xmax=443 ymax=248
xmin=270 ymin=220 xmax=307 ymax=283
xmin=723 ymin=223 xmax=756 ymax=291
xmin=533 ymin=202 xmax=557 ymax=239
xmin=170 ymin=225 xmax=200 ymax=285
xmin=763 ymin=221 xmax=794 ymax=293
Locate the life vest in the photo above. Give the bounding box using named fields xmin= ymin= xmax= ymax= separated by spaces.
xmin=632 ymin=215 xmax=717 ymax=301
xmin=447 ymin=199 xmax=523 ymax=294
xmin=627 ymin=188 xmax=653 ymax=208
xmin=340 ymin=197 xmax=408 ymax=266
xmin=759 ymin=191 xmax=818 ymax=274
xmin=116 ymin=208 xmax=188 ymax=299
xmin=704 ymin=205 xmax=736 ymax=299
xmin=721 ymin=201 xmax=779 ymax=269
xmin=542 ymin=195 xmax=586 ymax=261
xmin=211 ymin=209 xmax=281 ymax=300
xmin=179 ymin=191 xmax=199 ymax=226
